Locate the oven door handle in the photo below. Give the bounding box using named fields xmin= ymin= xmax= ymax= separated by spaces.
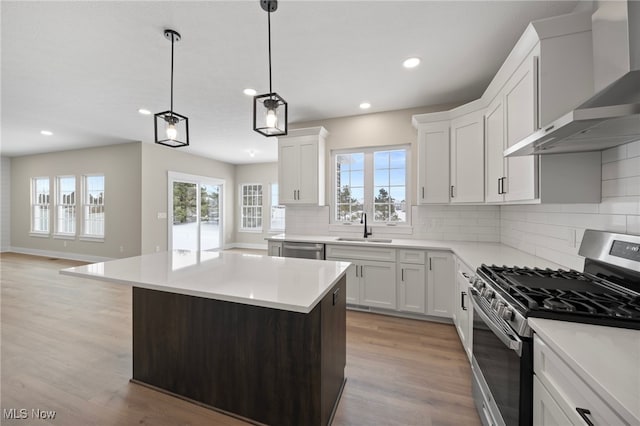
xmin=469 ymin=289 xmax=523 ymax=356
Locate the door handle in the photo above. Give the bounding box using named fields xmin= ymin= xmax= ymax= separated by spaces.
xmin=575 ymin=408 xmax=594 ymax=426
xmin=450 ymin=185 xmax=454 ymax=198
xmin=461 ymin=291 xmax=467 ymax=311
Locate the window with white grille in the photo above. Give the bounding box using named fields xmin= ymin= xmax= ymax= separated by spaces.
xmin=56 ymin=176 xmax=76 ymax=235
xmin=240 ymin=184 xmax=262 ymax=231
xmin=82 ymin=175 xmax=105 ymax=238
xmin=31 ymin=177 xmax=50 ymax=234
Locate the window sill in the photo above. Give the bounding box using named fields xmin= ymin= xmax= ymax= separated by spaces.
xmin=53 ymin=234 xmax=76 ymax=240
xmin=29 ymin=232 xmax=50 ymax=238
xmin=268 ymin=229 xmax=285 ymax=234
xmin=79 ymin=236 xmax=105 ymax=243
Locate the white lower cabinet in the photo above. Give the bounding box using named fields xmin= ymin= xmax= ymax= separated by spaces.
xmin=533 ymin=335 xmax=628 ymax=426
xmin=426 ymin=251 xmax=454 ymax=317
xmin=453 ymin=257 xmax=473 ymax=361
xmin=533 ymin=376 xmax=573 ymax=426
xmin=326 ymin=244 xmax=397 ymax=310
xmin=398 ymin=262 xmax=426 ymax=313
xmin=267 ymin=241 xmax=283 ymax=257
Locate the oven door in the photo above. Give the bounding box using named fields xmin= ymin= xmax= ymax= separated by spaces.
xmin=470 ymin=288 xmax=532 ymax=426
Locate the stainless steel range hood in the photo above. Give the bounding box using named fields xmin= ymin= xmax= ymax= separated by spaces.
xmin=506 ymin=1 xmax=640 ymax=157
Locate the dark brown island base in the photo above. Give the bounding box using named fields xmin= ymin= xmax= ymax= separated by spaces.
xmin=131 ymin=276 xmax=347 ymax=426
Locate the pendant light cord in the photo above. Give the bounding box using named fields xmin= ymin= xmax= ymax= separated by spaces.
xmin=268 ymin=9 xmax=273 ymax=95
xmin=170 ymin=34 xmax=175 ymax=116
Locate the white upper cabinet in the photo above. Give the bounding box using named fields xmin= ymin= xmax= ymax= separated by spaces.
xmin=485 ymin=95 xmax=506 ymax=203
xmin=278 ymin=127 xmax=327 ymax=205
xmin=450 ymin=109 xmax=485 ymax=203
xmin=416 ymin=120 xmax=450 ymax=204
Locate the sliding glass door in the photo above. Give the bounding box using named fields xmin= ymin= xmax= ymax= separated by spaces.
xmin=169 ymin=172 xmax=223 ymax=252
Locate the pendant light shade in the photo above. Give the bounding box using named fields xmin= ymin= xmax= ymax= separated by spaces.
xmin=155 ymin=29 xmax=189 ymax=148
xmin=253 ymin=0 xmax=288 ymax=137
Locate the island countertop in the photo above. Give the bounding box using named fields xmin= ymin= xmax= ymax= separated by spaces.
xmin=61 ymin=250 xmax=351 ymax=314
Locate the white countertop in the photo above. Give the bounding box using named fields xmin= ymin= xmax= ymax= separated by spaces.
xmin=529 ymin=318 xmax=640 ymax=424
xmin=60 ymin=251 xmax=350 ymax=314
xmin=268 ymin=234 xmax=565 ymax=271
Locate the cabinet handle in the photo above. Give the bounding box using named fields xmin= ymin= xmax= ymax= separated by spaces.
xmin=360 ymin=265 xmax=363 ymax=277
xmin=333 ymin=287 xmax=340 ymax=306
xmin=450 ymin=185 xmax=454 ymax=198
xmin=461 ymin=292 xmax=467 ymax=311
xmin=429 ymin=258 xmax=432 ymax=271
xmin=575 ymin=408 xmax=594 ymax=426
xmin=401 ymin=268 xmax=404 ymax=281
xmin=422 ymin=187 xmax=425 ymax=199
xmin=297 ymin=189 xmax=300 ymax=200
xmin=498 ymin=178 xmax=502 ymax=195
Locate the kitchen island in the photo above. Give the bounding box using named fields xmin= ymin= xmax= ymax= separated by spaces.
xmin=61 ymin=250 xmax=350 ymax=426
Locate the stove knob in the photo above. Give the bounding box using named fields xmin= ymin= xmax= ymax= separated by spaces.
xmin=484 ymin=289 xmax=494 ymax=299
xmin=490 ymin=299 xmax=500 ymax=309
xmin=501 ymin=308 xmax=513 ymax=321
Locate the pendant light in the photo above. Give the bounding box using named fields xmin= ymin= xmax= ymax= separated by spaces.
xmin=155 ymin=29 xmax=189 ymax=148
xmin=253 ymin=0 xmax=288 ymax=137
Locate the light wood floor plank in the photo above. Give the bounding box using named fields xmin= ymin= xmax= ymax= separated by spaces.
xmin=1 ymin=253 xmax=480 ymax=425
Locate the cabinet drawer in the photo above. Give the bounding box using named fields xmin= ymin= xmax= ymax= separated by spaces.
xmin=325 ymin=245 xmax=396 ymax=262
xmin=533 ymin=335 xmax=628 ymax=426
xmin=398 ymin=249 xmax=425 ymax=264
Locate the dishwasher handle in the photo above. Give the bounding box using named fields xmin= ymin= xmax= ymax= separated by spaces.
xmin=282 ymin=243 xmax=324 ymax=251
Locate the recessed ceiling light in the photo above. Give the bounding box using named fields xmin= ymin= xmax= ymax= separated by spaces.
xmin=360 ymin=102 xmax=371 ymax=109
xmin=40 ymin=130 xmax=53 ymax=136
xmin=243 ymin=88 xmax=257 ymax=96
xmin=138 ymin=108 xmax=151 ymax=115
xmin=403 ymin=57 xmax=421 ymax=68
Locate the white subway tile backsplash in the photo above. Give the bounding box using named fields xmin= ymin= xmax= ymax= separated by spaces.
xmin=501 ymin=140 xmax=640 ymax=268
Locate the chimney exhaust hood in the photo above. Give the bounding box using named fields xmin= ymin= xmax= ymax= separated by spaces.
xmin=505 ymin=0 xmax=640 ymax=157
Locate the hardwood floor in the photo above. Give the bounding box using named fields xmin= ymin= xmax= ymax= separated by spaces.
xmin=1 ymin=253 xmax=480 ymax=426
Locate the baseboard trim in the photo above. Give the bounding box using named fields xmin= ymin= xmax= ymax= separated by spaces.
xmin=7 ymin=246 xmax=115 ymax=263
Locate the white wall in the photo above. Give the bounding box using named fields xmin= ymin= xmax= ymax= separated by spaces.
xmin=10 ymin=143 xmax=142 ymax=260
xmin=501 ymin=140 xmax=640 ymax=270
xmin=234 ymin=162 xmax=278 ymax=248
xmin=140 ymin=143 xmax=236 ymax=254
xmin=1 ymin=156 xmax=11 ymax=251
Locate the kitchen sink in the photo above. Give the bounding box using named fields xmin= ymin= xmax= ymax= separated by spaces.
xmin=336 ymin=237 xmax=392 ymax=243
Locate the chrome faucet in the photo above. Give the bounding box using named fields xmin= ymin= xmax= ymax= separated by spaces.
xmin=360 ymin=213 xmax=373 ymax=239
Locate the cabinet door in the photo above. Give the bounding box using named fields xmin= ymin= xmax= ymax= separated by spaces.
xmin=297 ymin=140 xmax=319 ymax=204
xmin=504 ymin=52 xmax=538 ymax=201
xmin=279 ymin=142 xmax=299 ymax=204
xmin=455 ymin=269 xmax=472 ymax=361
xmin=268 ymin=241 xmax=283 ymax=257
xmin=327 ymin=257 xmax=360 ymax=304
xmin=485 ymin=96 xmax=506 ymax=203
xmin=360 ymin=261 xmax=397 ymax=309
xmin=417 ymin=122 xmax=450 ymax=204
xmin=426 ymin=252 xmax=454 ymax=318
xmin=398 ymin=263 xmax=426 ymax=313
xmin=450 ymin=111 xmax=485 ymax=203
xmin=533 ymin=376 xmax=574 ymax=426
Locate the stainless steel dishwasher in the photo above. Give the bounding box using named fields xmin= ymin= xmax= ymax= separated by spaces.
xmin=281 ymin=242 xmax=325 ymax=260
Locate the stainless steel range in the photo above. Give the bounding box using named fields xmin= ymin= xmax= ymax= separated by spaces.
xmin=469 ymin=230 xmax=640 ymax=426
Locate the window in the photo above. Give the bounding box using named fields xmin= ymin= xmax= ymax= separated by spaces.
xmin=56 ymin=176 xmax=76 ymax=235
xmin=334 ymin=146 xmax=409 ymax=224
xmin=270 ymin=183 xmax=285 ymax=231
xmin=82 ymin=175 xmax=105 ymax=238
xmin=31 ymin=177 xmax=50 ymax=234
xmin=240 ymin=184 xmax=262 ymax=231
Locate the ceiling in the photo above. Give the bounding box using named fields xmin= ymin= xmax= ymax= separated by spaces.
xmin=1 ymin=1 xmax=579 ymax=164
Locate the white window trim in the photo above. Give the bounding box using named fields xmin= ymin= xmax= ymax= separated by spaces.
xmin=80 ymin=173 xmax=105 ymax=240
xmin=239 ymin=183 xmax=264 ymax=232
xmin=330 ymin=144 xmax=412 ymax=227
xmin=30 ymin=176 xmax=51 ymax=236
xmin=268 ymin=182 xmax=285 ymax=233
xmin=54 ymin=175 xmax=77 ymax=238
